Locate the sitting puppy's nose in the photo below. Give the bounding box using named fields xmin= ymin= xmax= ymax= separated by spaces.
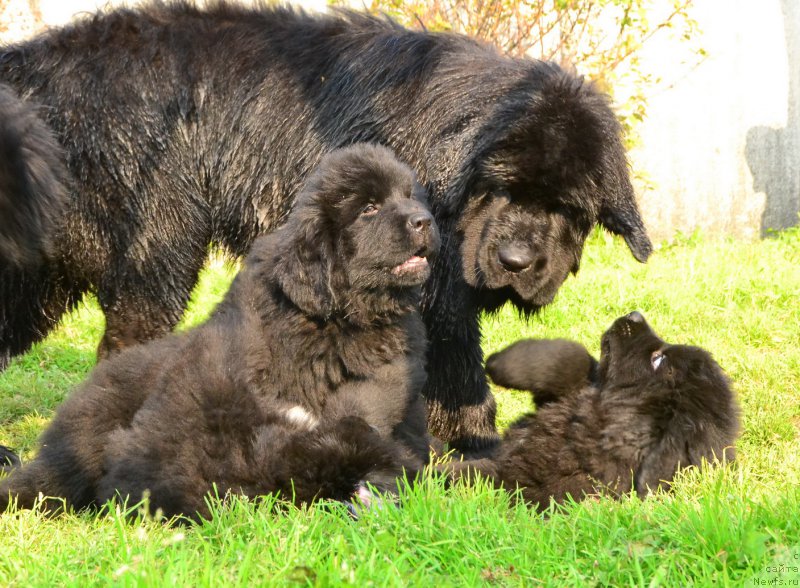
xmin=627 ymin=311 xmax=645 ymax=323
xmin=498 ymin=244 xmax=534 ymax=273
xmin=408 ymin=211 xmax=433 ymax=233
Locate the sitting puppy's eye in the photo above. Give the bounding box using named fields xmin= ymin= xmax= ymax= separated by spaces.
xmin=361 ymin=203 xmax=380 ymax=216
xmin=651 ymin=351 xmax=666 ymax=371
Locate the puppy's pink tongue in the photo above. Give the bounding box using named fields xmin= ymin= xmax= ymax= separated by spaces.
xmin=392 ymin=255 xmax=427 ymax=274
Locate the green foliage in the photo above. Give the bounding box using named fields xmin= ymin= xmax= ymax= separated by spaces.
xmin=1 ymin=230 xmax=799 ymax=584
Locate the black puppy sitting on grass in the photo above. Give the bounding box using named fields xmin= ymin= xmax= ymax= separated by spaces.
xmin=0 ymin=143 xmax=439 ymax=520
xmin=447 ymin=312 xmax=740 ymax=509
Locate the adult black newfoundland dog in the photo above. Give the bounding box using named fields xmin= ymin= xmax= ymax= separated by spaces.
xmin=0 ymin=144 xmax=438 ymax=520
xmin=0 ymin=1 xmax=653 ymax=453
xmin=447 ymin=312 xmax=740 ymax=509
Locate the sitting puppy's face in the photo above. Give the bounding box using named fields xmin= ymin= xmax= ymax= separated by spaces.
xmin=319 ymin=153 xmax=440 ymax=290
xmin=275 ymin=144 xmax=440 ymax=319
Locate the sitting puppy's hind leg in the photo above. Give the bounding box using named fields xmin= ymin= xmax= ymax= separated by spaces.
xmin=440 ymin=457 xmax=499 ymax=485
xmin=0 ymin=459 xmax=69 ymax=513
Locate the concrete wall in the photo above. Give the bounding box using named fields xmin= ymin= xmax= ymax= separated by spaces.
xmin=631 ymin=0 xmax=800 ymax=240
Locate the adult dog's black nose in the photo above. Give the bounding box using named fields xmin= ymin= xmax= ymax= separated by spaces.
xmin=498 ymin=244 xmax=534 ymax=273
xmin=408 ymin=211 xmax=433 ymax=233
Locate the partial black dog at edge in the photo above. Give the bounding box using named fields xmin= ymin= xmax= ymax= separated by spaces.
xmin=446 ymin=312 xmax=740 ymax=509
xmin=0 ymin=144 xmax=438 ymax=521
xmin=0 ymin=1 xmax=653 ymax=454
xmin=0 ymin=85 xmax=67 ymax=266
xmin=0 ymin=445 xmax=19 ymax=473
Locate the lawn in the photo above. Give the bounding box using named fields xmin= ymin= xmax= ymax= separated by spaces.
xmin=0 ymin=228 xmax=798 ymax=586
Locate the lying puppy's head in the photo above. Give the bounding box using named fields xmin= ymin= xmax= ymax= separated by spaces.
xmin=598 ymin=312 xmax=732 ymax=403
xmin=598 ymin=312 xmax=739 ymax=493
xmin=484 ymin=312 xmax=740 ymax=504
xmin=274 ymin=143 xmax=440 ymax=321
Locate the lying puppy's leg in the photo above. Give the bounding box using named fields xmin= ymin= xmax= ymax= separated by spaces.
xmin=441 ymin=457 xmax=499 ymax=483
xmin=273 ymin=416 xmax=409 ymax=504
xmin=486 ymin=339 xmax=597 ymax=405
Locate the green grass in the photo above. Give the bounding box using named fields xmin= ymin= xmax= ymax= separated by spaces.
xmin=1 ymin=230 xmax=799 ymax=586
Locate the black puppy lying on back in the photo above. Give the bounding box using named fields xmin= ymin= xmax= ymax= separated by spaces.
xmin=0 ymin=144 xmax=439 ymax=520
xmin=448 ymin=312 xmax=740 ymax=509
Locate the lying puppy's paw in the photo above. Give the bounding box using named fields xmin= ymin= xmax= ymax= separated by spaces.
xmin=435 ymin=457 xmax=499 ymax=486
xmin=345 ymin=481 xmax=398 ymax=519
xmin=486 ymin=338 xmax=596 ymax=405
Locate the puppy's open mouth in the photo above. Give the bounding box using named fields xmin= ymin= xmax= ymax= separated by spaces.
xmin=392 ymin=254 xmax=428 ymax=275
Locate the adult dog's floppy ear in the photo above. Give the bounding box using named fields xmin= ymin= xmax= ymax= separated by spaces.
xmin=273 ymin=206 xmax=337 ymax=317
xmin=593 ymin=112 xmax=653 ymax=263
xmin=599 ymin=199 xmax=653 ymax=263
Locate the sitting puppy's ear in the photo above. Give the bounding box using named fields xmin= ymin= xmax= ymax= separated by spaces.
xmin=273 ymin=207 xmax=339 ymax=317
xmin=486 ymin=339 xmax=596 ymax=406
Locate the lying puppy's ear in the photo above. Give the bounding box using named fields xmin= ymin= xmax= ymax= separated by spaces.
xmin=633 ymin=444 xmax=683 ymax=498
xmin=486 ymin=339 xmax=596 ymax=406
xmin=273 ymin=207 xmax=339 ymax=317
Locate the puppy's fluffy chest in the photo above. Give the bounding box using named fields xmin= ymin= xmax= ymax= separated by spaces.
xmin=245 ymin=309 xmax=426 ymax=411
xmin=340 ymin=318 xmax=424 ymax=373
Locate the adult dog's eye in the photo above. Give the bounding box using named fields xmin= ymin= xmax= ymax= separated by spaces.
xmin=651 ymin=351 xmax=665 ymax=370
xmin=361 ymin=203 xmax=379 ymax=216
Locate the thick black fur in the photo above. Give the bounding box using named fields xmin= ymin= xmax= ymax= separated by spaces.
xmin=448 ymin=312 xmax=740 ymax=509
xmin=0 ymin=445 xmax=19 ymax=473
xmin=0 ymin=144 xmax=438 ymax=520
xmin=0 ymin=83 xmax=68 ymax=266
xmin=0 ymin=1 xmax=652 ymax=452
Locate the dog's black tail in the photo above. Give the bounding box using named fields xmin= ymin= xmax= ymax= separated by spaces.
xmin=0 ymin=83 xmax=68 ymax=267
